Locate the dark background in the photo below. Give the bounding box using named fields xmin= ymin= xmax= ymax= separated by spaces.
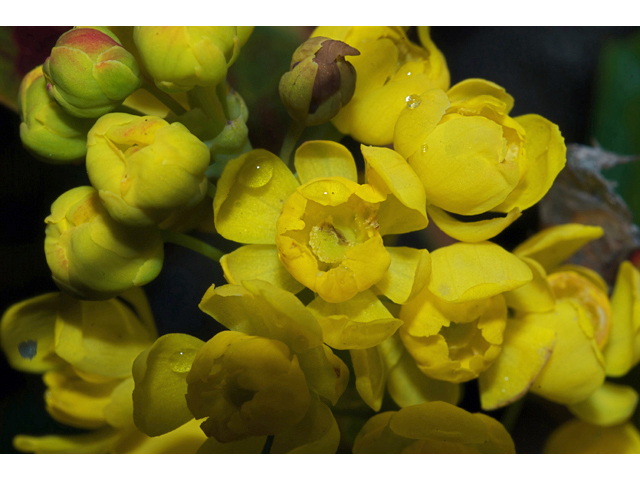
xmin=1 ymin=26 xmax=639 ymax=453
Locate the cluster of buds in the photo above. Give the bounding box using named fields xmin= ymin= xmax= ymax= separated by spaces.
xmin=3 ymin=26 xmax=640 ymax=456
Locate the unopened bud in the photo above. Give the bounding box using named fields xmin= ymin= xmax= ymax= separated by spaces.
xmin=279 ymin=37 xmax=359 ymax=126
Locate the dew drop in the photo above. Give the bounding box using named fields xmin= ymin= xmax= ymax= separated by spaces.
xmin=406 ymin=94 xmax=421 ymax=109
xmin=170 ymin=350 xmax=195 ymax=373
xmin=504 ymin=376 xmax=509 ymax=381
xmin=239 ymin=157 xmax=274 ymax=188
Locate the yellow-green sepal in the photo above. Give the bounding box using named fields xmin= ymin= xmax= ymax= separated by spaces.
xmin=132 ymin=333 xmax=204 ymax=436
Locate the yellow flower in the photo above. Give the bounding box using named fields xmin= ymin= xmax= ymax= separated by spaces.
xmin=1 ymin=289 xmax=206 ymax=453
xmin=214 ymin=141 xmax=429 ymax=305
xmin=479 ymin=224 xmax=610 ymax=409
xmin=43 ymin=27 xmax=142 ymax=118
xmin=393 ymin=79 xmax=566 ymax=242
xmin=133 ymin=27 xmax=253 ymax=94
xmin=311 ymin=26 xmax=449 ymax=145
xmin=544 ymin=419 xmax=640 ymax=454
xmin=132 ymin=280 xmax=347 ymax=453
xmin=44 ymin=186 xmax=164 ymax=300
xmin=399 ymin=287 xmax=508 ymax=383
xmin=397 ymin=240 xmax=533 ymax=384
xmin=86 ymin=113 xmax=210 ymax=227
xmin=353 ymin=401 xmax=515 ymax=454
xmin=186 ymin=330 xmax=311 ymax=442
xmin=18 ymin=66 xmax=95 ymax=164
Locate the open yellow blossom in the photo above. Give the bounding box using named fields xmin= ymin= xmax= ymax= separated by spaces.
xmin=395 ymin=240 xmax=531 ymax=386
xmin=353 ymin=401 xmax=514 ymax=454
xmin=132 ymin=280 xmax=347 ymax=453
xmin=399 ymin=287 xmax=508 ymax=383
xmin=311 ymin=26 xmax=449 ymax=145
xmin=1 ymin=289 xmax=206 ymax=453
xmin=86 ymin=113 xmax=210 ymax=227
xmin=479 ymin=224 xmax=610 ymax=409
xmin=44 ymin=186 xmax=164 ymax=300
xmin=393 ymin=79 xmax=566 ymax=242
xmin=214 ymin=141 xmax=429 ymax=346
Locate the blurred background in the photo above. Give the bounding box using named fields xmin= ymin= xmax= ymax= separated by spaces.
xmin=1 ymin=26 xmax=639 ymax=453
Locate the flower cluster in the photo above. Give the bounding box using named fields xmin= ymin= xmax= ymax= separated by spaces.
xmin=2 ymin=26 xmax=640 ymax=455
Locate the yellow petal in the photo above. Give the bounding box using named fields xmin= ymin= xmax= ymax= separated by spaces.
xmin=43 ymin=369 xmax=120 ymax=429
xmin=0 ymin=292 xmax=63 ymax=373
xmin=294 ymin=140 xmax=358 ymax=184
xmin=132 ymin=333 xmax=204 ymax=437
xmin=213 ymin=149 xmax=299 ymax=244
xmin=373 ymin=247 xmax=431 ymax=304
xmin=13 ymin=428 xmax=123 ymax=454
xmin=350 ymin=346 xmax=388 ymax=411
xmin=387 ymin=350 xmax=461 ymax=408
xmin=512 ymin=223 xmax=604 ymax=272
xmin=393 ymin=88 xmax=449 ymax=159
xmin=297 ymin=344 xmax=349 ymax=405
xmin=530 ymin=301 xmax=606 ymax=405
xmin=117 ymin=419 xmax=207 ymax=454
xmin=603 ymin=261 xmax=640 ymax=377
xmin=362 ymin=145 xmax=429 ymax=235
xmin=446 ymin=78 xmax=515 ymax=114
xmin=271 ymin=395 xmax=340 ymax=454
xmin=428 ymin=241 xmax=532 ymax=303
xmin=503 ymin=256 xmax=556 ymax=313
xmin=352 ymin=411 xmax=411 ymax=454
xmin=494 ymin=114 xmax=566 ymax=212
xmin=568 ymin=382 xmax=639 ymax=427
xmin=474 ymin=414 xmax=516 ymax=454
xmin=104 ymin=377 xmax=135 ymax=429
xmin=389 ymin=401 xmax=488 ymax=443
xmin=199 ymin=280 xmax=324 ymax=354
xmin=409 ymin=115 xmax=521 ymax=216
xmin=307 ymin=289 xmax=402 ymax=350
xmin=479 ymin=316 xmax=556 ymax=410
xmin=544 ymin=420 xmax=640 ymax=454
xmin=427 ymin=205 xmax=522 ymax=243
xmin=54 ymin=294 xmax=156 ymax=379
xmin=221 ymin=244 xmax=304 ymax=294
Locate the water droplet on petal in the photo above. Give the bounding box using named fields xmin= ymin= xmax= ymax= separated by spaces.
xmin=170 ymin=350 xmax=195 ymax=373
xmin=504 ymin=376 xmax=509 ymax=381
xmin=406 ymin=94 xmax=421 ymax=109
xmin=239 ymin=156 xmax=274 ymax=188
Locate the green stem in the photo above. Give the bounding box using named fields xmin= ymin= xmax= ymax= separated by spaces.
xmin=161 ymin=230 xmax=224 ymax=262
xmin=216 ymin=78 xmax=230 ymax=119
xmin=190 ymin=85 xmax=227 ymax=135
xmin=501 ymin=396 xmax=525 ymax=433
xmin=279 ymin=120 xmax=306 ymax=168
xmin=141 ymin=78 xmax=188 ymax=116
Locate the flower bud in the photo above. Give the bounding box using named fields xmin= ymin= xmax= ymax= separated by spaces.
xmin=43 ymin=27 xmax=142 ymax=118
xmin=44 ymin=186 xmax=164 ymax=300
xmin=279 ymin=36 xmax=359 ymax=126
xmin=185 ymin=330 xmax=311 ymax=443
xmin=18 ymin=66 xmax=95 ymax=164
xmin=133 ymin=27 xmax=252 ymax=94
xmin=86 ymin=113 xmax=210 ymax=227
